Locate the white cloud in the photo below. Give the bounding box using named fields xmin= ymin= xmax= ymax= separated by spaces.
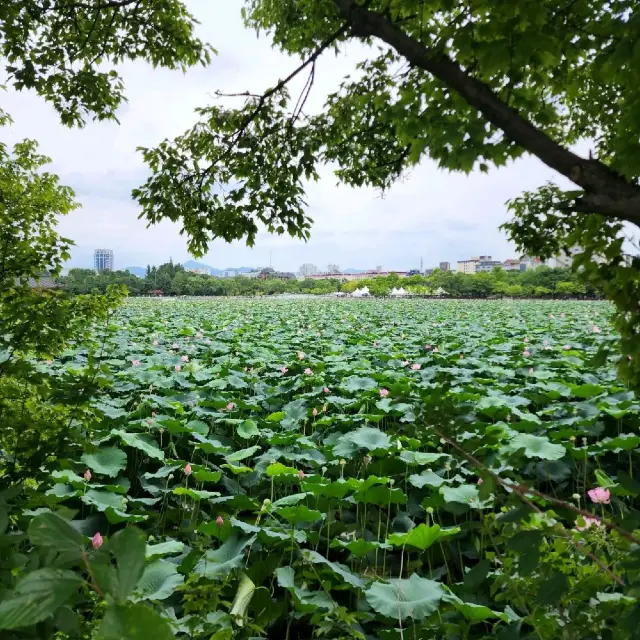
xmin=0 ymin=1 xmax=569 ymax=272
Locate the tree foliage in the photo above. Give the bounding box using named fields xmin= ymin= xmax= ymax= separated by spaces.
xmin=0 ymin=0 xmax=212 ymax=125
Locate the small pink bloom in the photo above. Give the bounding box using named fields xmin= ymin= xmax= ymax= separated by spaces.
xmin=152 ymin=411 xmax=156 ymax=417
xmin=171 ymin=343 xmax=179 ymax=349
xmin=477 ymin=478 xmax=483 ymax=485
xmin=592 ymin=326 xmax=601 ymax=333
xmin=132 ymin=359 xmax=141 ymax=367
xmin=363 ymin=455 xmax=371 ymax=466
xmin=84 ymin=469 xmax=92 ymax=482
xmin=297 ymin=351 xmax=304 ymax=360
xmin=563 ymin=345 xmax=571 ymax=350
xmin=181 ymin=355 xmax=189 ymax=362
xmin=45 ymin=359 xmax=53 ymax=365
xmin=184 ymin=463 xmax=192 ymax=475
xmin=379 ymin=388 xmax=389 ymax=398
xmin=323 ymin=387 xmax=330 ymax=394
xmin=153 ymin=340 xmax=159 ymax=346
xmin=304 ymin=368 xmax=313 ymax=375
xmin=543 ymin=339 xmax=549 ymax=345
xmin=216 ymin=515 xmax=224 ymax=527
xmin=401 ymin=360 xmax=409 ymax=366
xmin=206 ymin=339 xmax=211 ymax=345
xmin=576 ymin=516 xmax=601 ymax=532
xmin=411 ymin=363 xmax=421 ymax=370
xmin=528 ymin=368 xmax=534 ymax=374
xmin=312 ymin=408 xmax=318 ymax=416
xmin=425 ymin=345 xmax=431 ymax=350
xmin=588 ymin=487 xmax=610 ymax=504
xmin=91 ymin=532 xmax=103 ymax=549
xmin=227 ymin=402 xmax=235 ymax=410
xmin=175 ymin=365 xmax=182 ymax=372
xmin=196 ymin=332 xmax=203 ymax=338
xmin=298 ymin=469 xmax=305 ymax=481
xmin=523 ymin=350 xmax=530 ymax=357
xmin=280 ymin=367 xmax=288 ymax=373
xmin=433 ymin=347 xmax=439 ymax=353
xmin=524 ymin=337 xmax=529 ymax=343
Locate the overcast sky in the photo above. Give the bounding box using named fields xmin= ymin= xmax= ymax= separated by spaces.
xmin=1 ymin=1 xmax=573 ymax=273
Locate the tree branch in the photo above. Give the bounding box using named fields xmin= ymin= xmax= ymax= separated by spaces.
xmin=332 ymin=0 xmax=640 ymax=226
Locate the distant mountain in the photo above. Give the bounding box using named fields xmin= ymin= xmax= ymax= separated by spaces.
xmin=125 ymin=266 xmax=146 ymax=278
xmin=183 ymin=261 xmax=258 ymax=276
xmin=225 ymin=266 xmax=254 ymax=273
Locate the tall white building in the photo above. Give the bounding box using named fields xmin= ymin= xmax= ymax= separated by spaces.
xmin=299 ymin=263 xmax=319 ymax=277
xmin=327 ymin=264 xmax=340 ymax=274
xmin=94 ymin=249 xmax=114 ymax=272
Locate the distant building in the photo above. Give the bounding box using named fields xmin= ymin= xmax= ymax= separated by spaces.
xmin=187 ymin=267 xmax=211 ymax=275
xmin=439 ymin=262 xmax=450 ymax=271
xmin=224 ymin=269 xmax=238 ymax=278
xmin=308 ymin=270 xmax=408 ymax=281
xmin=457 ymin=260 xmax=477 ymax=275
xmin=94 ymin=249 xmax=114 ymax=272
xmin=424 ymin=268 xmax=434 ymax=276
xmin=457 ymin=256 xmax=498 ymax=274
xmin=260 ymin=267 xmax=296 ymax=280
xmin=326 ymin=264 xmax=341 ymax=274
xmin=299 ymin=263 xmax=319 ymax=277
xmin=502 ymin=258 xmax=522 ymax=271
xmin=476 ymin=258 xmax=503 ymax=273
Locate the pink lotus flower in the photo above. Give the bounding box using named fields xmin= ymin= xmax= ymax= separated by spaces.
xmin=184 ymin=463 xmax=192 ymax=475
xmin=298 ymin=469 xmax=305 ymax=480
xmin=543 ymin=339 xmax=549 ymax=345
xmin=206 ymin=339 xmax=212 ymax=345
xmin=323 ymin=387 xmax=330 ymax=394
xmin=175 ymin=365 xmax=182 ymax=372
xmin=132 ymin=359 xmax=141 ymax=367
xmin=181 ymin=355 xmax=189 ymax=362
xmin=91 ymin=532 xmax=103 ymax=549
xmin=304 ymin=368 xmax=313 ymax=375
xmin=524 ymin=337 xmax=529 ymax=343
xmin=592 ymin=326 xmax=601 ymax=333
xmin=411 ymin=363 xmax=421 ymax=370
xmin=425 ymin=345 xmax=431 ymax=350
xmin=297 ymin=351 xmax=304 ymax=360
xmin=379 ymin=388 xmax=389 ymax=398
xmin=588 ymin=487 xmax=610 ymax=504
xmin=312 ymin=408 xmax=318 ymax=417
xmin=433 ymin=347 xmax=439 ymax=353
xmin=216 ymin=515 xmax=224 ymax=527
xmin=363 ymin=455 xmax=371 ymax=466
xmin=563 ymin=345 xmax=571 ymax=350
xmin=171 ymin=343 xmax=179 ymax=349
xmin=84 ymin=469 xmax=92 ymax=482
xmin=280 ymin=367 xmax=288 ymax=373
xmin=528 ymin=368 xmax=534 ymax=374
xmin=45 ymin=359 xmax=53 ymax=365
xmin=227 ymin=402 xmax=235 ymax=410
xmin=153 ymin=340 xmax=159 ymax=346
xmin=523 ymin=350 xmax=530 ymax=357
xmin=576 ymin=516 xmax=601 ymax=531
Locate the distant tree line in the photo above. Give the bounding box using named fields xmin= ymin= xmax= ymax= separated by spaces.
xmin=59 ymin=261 xmax=601 ymax=299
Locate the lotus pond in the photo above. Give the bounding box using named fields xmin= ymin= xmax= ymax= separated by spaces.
xmin=31 ymin=299 xmax=640 ymax=638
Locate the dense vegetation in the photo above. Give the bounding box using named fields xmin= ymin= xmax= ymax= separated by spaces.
xmin=1 ymin=299 xmax=639 ymax=639
xmin=1 ymin=0 xmax=640 ymax=637
xmin=61 ymin=263 xmax=596 ymax=298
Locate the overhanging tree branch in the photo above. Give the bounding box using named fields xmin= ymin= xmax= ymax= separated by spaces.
xmin=333 ymin=0 xmax=640 ymax=226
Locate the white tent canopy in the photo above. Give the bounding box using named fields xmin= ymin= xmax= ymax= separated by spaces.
xmin=434 ymin=287 xmax=449 ymax=296
xmin=390 ymin=287 xmax=407 ymax=297
xmin=352 ymin=286 xmax=370 ymax=297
